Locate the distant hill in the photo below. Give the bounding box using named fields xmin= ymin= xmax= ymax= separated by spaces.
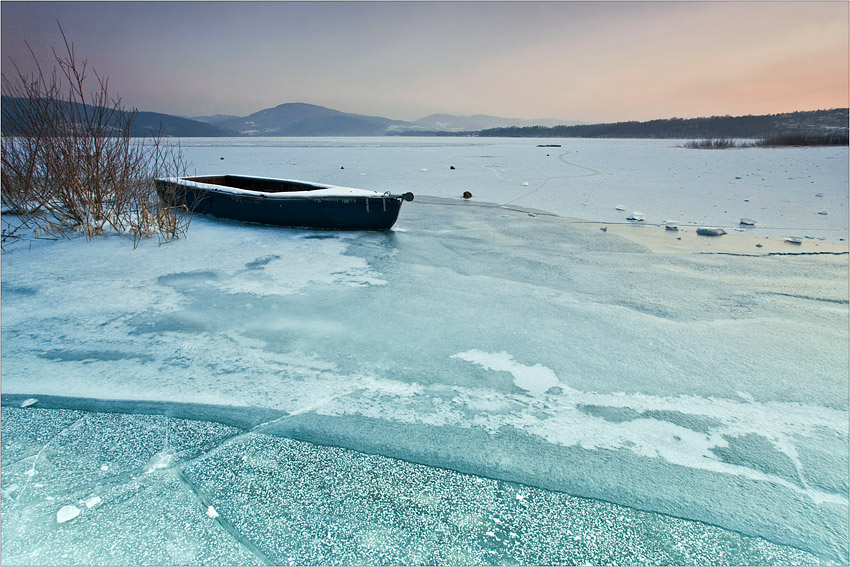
xmin=399 ymin=113 xmax=581 ymax=133
xmin=187 ymin=114 xmax=241 ymax=125
xmin=216 ymin=103 xmax=409 ymax=136
xmin=184 ymin=105 xmax=578 ymax=135
xmin=477 ymin=109 xmax=850 ymax=140
xmin=1 ymin=96 xmax=237 ymax=137
xmin=131 ymin=111 xmax=238 ymax=137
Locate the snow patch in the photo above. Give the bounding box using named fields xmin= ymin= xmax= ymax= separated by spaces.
xmin=451 ymin=350 xmax=561 ymax=397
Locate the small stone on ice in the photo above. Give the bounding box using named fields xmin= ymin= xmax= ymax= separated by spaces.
xmin=20 ymin=398 xmax=38 ymax=408
xmin=696 ymin=227 xmax=726 ymax=236
xmin=57 ymin=505 xmax=80 ymax=524
xmin=206 ymin=505 xmax=219 ymax=519
xmin=739 ymin=218 xmax=756 ymax=226
xmin=815 ymin=193 xmax=824 ymax=197
xmin=85 ymin=496 xmax=101 ymax=509
xmin=817 ymin=210 xmax=828 ymax=215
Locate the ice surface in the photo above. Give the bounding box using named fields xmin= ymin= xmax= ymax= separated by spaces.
xmin=173 ymin=137 xmax=849 ymax=240
xmin=0 ymin=407 xmax=824 ymax=566
xmin=2 ymin=138 xmax=848 ymax=563
xmin=1 ymin=408 xmax=257 ymax=565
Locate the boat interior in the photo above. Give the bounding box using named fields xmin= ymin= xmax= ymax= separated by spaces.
xmin=188 ymin=175 xmax=323 ymax=193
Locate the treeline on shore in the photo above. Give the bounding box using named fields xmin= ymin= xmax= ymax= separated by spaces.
xmin=473 ymin=109 xmax=849 ymax=143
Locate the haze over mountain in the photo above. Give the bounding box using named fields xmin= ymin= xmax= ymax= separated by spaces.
xmin=211 ymin=103 xmax=409 ymax=136
xmin=4 ymin=97 xmax=845 ymax=140
xmin=0 ymin=96 xmax=238 ymax=137
xmin=405 ymin=114 xmax=582 ymax=132
xmin=188 ymin=103 xmax=576 ymax=136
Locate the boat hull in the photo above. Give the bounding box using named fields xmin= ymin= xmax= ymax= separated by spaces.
xmin=155 ymin=176 xmax=408 ymax=230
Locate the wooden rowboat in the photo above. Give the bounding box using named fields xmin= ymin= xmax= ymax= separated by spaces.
xmin=155 ymin=175 xmax=413 ymax=230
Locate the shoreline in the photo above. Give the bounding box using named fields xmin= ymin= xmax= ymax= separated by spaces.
xmin=578 ymin=221 xmax=850 ymax=256
xmin=415 ymin=196 xmax=849 ymax=256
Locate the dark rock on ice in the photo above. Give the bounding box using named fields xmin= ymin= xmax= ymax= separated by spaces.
xmin=739 ymin=218 xmax=756 ymax=226
xmin=697 ymin=227 xmax=726 ymax=236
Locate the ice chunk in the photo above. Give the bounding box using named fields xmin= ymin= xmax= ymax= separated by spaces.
xmin=144 ymin=451 xmax=175 ymax=474
xmin=626 ymin=211 xmax=645 ymax=221
xmin=85 ymin=496 xmax=101 ymax=509
xmin=615 ymin=205 xmax=626 ymax=211
xmin=206 ymin=505 xmax=219 ymax=519
xmin=56 ymin=505 xmax=80 ymax=523
xmin=522 ymin=181 xmax=529 ymax=186
xmin=817 ymin=210 xmax=828 ymax=215
xmin=20 ymin=398 xmax=38 ymax=408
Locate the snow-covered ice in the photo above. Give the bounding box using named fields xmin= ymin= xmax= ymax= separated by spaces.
xmin=2 ymin=137 xmax=848 ymax=564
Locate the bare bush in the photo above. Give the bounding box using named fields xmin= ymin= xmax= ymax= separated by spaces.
xmin=682 ymin=138 xmax=745 ymax=149
xmin=1 ymin=27 xmax=191 ymax=248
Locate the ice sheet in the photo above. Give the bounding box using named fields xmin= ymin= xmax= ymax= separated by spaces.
xmin=2 ymin=138 xmax=848 ymax=563
xmin=0 ymin=407 xmax=825 ymax=566
xmin=175 ymin=137 xmax=849 ymax=241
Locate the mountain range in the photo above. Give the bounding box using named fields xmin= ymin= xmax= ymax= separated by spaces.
xmin=188 ymin=103 xmax=580 ymax=136
xmin=3 ymin=97 xmax=846 ymax=139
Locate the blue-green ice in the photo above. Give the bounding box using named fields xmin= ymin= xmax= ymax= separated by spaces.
xmin=2 ymin=138 xmax=848 ymax=564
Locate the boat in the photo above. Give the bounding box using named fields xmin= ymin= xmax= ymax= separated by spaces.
xmin=155 ymin=175 xmax=413 ymax=230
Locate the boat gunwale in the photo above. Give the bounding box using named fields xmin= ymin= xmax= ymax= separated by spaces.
xmin=157 ymin=175 xmax=398 ymax=201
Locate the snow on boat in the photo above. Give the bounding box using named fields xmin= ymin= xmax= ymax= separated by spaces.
xmin=155 ymin=175 xmax=414 ymax=230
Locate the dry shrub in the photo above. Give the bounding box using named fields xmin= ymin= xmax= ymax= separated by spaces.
xmin=1 ymin=27 xmax=191 ymax=248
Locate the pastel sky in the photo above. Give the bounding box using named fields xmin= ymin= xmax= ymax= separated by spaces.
xmin=1 ymin=1 xmax=847 ymax=123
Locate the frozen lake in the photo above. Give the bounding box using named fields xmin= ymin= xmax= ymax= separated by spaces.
xmin=176 ymin=137 xmax=848 ymax=240
xmin=2 ymin=137 xmax=848 ymax=564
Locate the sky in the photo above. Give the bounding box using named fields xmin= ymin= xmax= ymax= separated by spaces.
xmin=1 ymin=1 xmax=847 ymax=123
